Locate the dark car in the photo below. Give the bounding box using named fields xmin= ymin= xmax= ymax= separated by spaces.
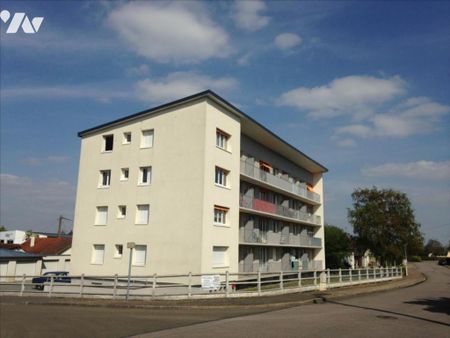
xmin=32 ymin=271 xmax=71 ymax=290
xmin=437 ymin=257 xmax=450 ymax=266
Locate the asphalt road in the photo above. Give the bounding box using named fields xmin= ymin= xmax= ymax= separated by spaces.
xmin=0 ymin=262 xmax=448 ymax=338
xmin=140 ymin=262 xmax=449 ymax=338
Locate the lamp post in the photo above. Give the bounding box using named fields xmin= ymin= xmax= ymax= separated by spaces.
xmin=126 ymin=242 xmax=135 ymax=301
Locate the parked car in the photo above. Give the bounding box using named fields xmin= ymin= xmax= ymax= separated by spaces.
xmin=32 ymin=271 xmax=71 ymax=290
xmin=437 ymin=257 xmax=450 ymax=266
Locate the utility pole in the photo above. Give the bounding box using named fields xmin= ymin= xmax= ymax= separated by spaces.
xmin=57 ymin=215 xmax=72 ymax=236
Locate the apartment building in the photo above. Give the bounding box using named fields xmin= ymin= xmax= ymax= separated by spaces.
xmin=70 ymin=90 xmax=327 ymax=276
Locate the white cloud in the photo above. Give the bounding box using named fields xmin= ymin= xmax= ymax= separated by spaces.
xmin=278 ymin=75 xmax=406 ymax=118
xmin=362 ymin=160 xmax=450 ymax=180
xmin=135 ymin=72 xmax=238 ymax=103
xmin=108 ymin=2 xmax=232 ymax=64
xmin=0 ymin=173 xmax=75 ymax=232
xmin=336 ymin=138 xmax=357 ymax=148
xmin=337 ymin=97 xmax=450 ymax=139
xmin=237 ymin=53 xmax=252 ymax=66
xmin=233 ymin=0 xmax=269 ymax=31
xmin=126 ymin=64 xmax=150 ymax=77
xmin=1 ymin=84 xmax=132 ymax=102
xmin=274 ymin=33 xmax=302 ymax=50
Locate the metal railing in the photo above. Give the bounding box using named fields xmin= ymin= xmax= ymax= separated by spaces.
xmin=240 ymin=159 xmax=321 ymax=203
xmin=240 ymin=229 xmax=322 ymax=247
xmin=239 ymin=259 xmax=323 ymax=273
xmin=240 ymin=194 xmax=321 ymax=225
xmin=0 ymin=266 xmax=403 ymax=300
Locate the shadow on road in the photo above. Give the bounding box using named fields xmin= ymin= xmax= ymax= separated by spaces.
xmin=404 ymin=297 xmax=450 ymax=315
xmin=326 ymin=300 xmax=450 ymax=327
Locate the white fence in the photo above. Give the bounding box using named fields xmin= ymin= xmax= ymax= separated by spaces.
xmin=0 ymin=266 xmax=404 ymax=300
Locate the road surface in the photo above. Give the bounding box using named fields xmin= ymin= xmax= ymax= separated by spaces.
xmin=0 ymin=262 xmax=448 ymax=338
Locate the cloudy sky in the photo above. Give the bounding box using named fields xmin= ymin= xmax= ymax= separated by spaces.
xmin=1 ymin=1 xmax=449 ymax=242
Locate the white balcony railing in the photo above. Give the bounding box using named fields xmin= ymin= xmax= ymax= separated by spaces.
xmin=240 ymin=159 xmax=321 ymax=203
xmin=240 ymin=194 xmax=321 ymax=226
xmin=240 ymin=229 xmax=322 ymax=247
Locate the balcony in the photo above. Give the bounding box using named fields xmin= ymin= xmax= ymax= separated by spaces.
xmin=240 ymin=194 xmax=321 ymax=226
xmin=240 ymin=159 xmax=321 ymax=204
xmin=239 ymin=260 xmax=323 ymax=273
xmin=240 ymin=229 xmax=322 ymax=248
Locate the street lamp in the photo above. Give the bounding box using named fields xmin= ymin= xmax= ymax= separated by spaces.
xmin=126 ymin=242 xmax=135 ymax=301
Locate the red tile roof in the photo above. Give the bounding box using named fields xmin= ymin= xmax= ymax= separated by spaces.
xmin=21 ymin=237 xmax=72 ymax=255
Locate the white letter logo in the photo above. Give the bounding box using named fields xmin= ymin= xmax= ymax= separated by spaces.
xmin=0 ymin=10 xmax=44 ymax=33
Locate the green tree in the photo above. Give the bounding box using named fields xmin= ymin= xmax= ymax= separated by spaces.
xmin=0 ymin=226 xmax=7 ymax=232
xmin=424 ymin=239 xmax=445 ymax=256
xmin=324 ymin=224 xmax=352 ymax=269
xmin=348 ymin=187 xmax=423 ymax=265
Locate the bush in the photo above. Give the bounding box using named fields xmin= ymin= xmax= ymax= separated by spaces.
xmin=409 ymin=255 xmax=422 ymax=262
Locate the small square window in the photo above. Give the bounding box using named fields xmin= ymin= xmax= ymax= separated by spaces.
xmin=216 ymin=129 xmax=230 ymax=151
xmin=212 ymin=246 xmax=229 ymax=268
xmin=214 ymin=206 xmax=229 ymax=225
xmin=215 ymin=166 xmax=229 ymax=187
xmin=114 ymin=244 xmax=123 ymax=258
xmin=95 ymin=206 xmax=108 ymax=225
xmin=92 ymin=244 xmax=105 ymax=264
xmin=117 ymin=205 xmax=126 ymax=218
xmin=103 ymin=135 xmax=113 ymax=152
xmin=141 ymin=130 xmax=154 ymax=148
xmin=99 ymin=170 xmax=111 ymax=187
xmin=135 ymin=204 xmax=150 ymax=225
xmin=123 ymin=132 xmax=131 ymax=144
xmin=132 ymin=245 xmax=147 ymax=266
xmin=120 ymin=168 xmax=129 ymax=181
xmin=139 ymin=166 xmax=152 ymax=185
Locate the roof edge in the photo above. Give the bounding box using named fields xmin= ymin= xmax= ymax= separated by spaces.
xmin=77 ymin=90 xmax=328 ymax=173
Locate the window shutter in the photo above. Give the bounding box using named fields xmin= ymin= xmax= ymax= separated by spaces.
xmin=133 ymin=245 xmax=147 ymax=265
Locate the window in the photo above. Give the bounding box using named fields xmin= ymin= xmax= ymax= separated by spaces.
xmin=103 ymin=135 xmax=113 ymax=152
xmin=141 ymin=129 xmax=154 ymax=148
xmin=216 ymin=129 xmax=230 ymax=150
xmin=99 ymin=170 xmax=111 ymax=187
xmin=212 ymin=246 xmax=229 ymax=267
xmin=139 ymin=166 xmax=152 ymax=185
xmin=117 ymin=205 xmax=126 ymax=218
xmin=214 ymin=206 xmax=229 ymax=225
xmin=123 ymin=132 xmax=131 ymax=144
xmin=135 ymin=204 xmax=149 ymax=224
xmin=91 ymin=244 xmax=105 ymax=264
xmin=132 ymin=245 xmax=147 ymax=266
xmin=120 ymin=168 xmax=129 ymax=181
xmin=114 ymin=244 xmax=123 ymax=258
xmin=215 ymin=166 xmax=229 ymax=187
xmin=95 ymin=206 xmax=108 ymax=225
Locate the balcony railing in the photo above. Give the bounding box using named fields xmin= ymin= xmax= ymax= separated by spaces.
xmin=239 ymin=260 xmax=323 ymax=273
xmin=240 ymin=229 xmax=322 ymax=247
xmin=240 ymin=194 xmax=321 ymax=226
xmin=240 ymin=159 xmax=321 ymax=203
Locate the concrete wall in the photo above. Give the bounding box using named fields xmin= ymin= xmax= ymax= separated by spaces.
xmin=71 ymin=100 xmax=209 ymax=276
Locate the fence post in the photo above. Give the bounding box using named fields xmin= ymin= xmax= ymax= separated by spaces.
xmin=381 ymin=267 xmax=384 ymax=278
xmin=225 ymin=271 xmax=230 ymax=297
xmin=257 ymin=270 xmax=261 ymax=296
xmin=358 ymin=269 xmax=361 ymax=281
xmin=374 ymin=268 xmax=376 ymax=280
xmin=349 ymin=269 xmax=353 ymax=283
xmin=298 ymin=271 xmax=302 ymax=288
xmin=20 ymin=274 xmax=26 ymax=296
xmin=152 ymin=273 xmax=156 ymax=298
xmin=48 ymin=276 xmax=54 ymax=298
xmin=366 ymin=268 xmax=369 ymax=280
xmin=188 ymin=272 xmax=192 ymax=298
xmin=338 ymin=268 xmax=342 ymax=283
xmin=313 ymin=271 xmax=317 ymax=286
xmin=327 ymin=268 xmax=330 ymax=284
xmin=113 ymin=274 xmax=118 ymax=299
xmin=280 ymin=271 xmax=284 ymax=291
xmin=79 ymin=274 xmax=84 ymax=298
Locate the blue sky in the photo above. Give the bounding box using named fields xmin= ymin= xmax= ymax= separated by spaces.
xmin=1 ymin=1 xmax=449 ymax=242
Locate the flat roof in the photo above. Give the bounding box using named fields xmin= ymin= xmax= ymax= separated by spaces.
xmin=78 ymin=90 xmax=328 ymax=173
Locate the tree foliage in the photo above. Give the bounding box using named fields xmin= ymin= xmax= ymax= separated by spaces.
xmin=348 ymin=187 xmax=423 ymax=264
xmin=0 ymin=226 xmax=7 ymax=232
xmin=424 ymin=239 xmax=446 ymax=256
xmin=324 ymin=224 xmax=352 ymax=269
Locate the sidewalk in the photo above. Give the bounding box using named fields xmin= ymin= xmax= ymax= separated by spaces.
xmin=0 ymin=264 xmax=425 ymax=310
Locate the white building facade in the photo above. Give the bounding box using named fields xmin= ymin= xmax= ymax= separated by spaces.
xmin=0 ymin=230 xmax=27 ymax=244
xmin=70 ymin=91 xmax=327 ymax=276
